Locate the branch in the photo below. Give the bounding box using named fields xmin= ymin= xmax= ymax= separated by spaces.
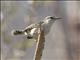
xmin=33 ymin=24 xmax=45 ymax=60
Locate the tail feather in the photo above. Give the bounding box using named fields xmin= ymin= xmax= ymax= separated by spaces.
xmin=11 ymin=30 xmax=24 ymax=36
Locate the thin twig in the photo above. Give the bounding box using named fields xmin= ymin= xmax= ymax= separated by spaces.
xmin=33 ymin=23 xmax=45 ymax=60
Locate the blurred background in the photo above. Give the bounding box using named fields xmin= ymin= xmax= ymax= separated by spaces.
xmin=1 ymin=1 xmax=80 ymax=60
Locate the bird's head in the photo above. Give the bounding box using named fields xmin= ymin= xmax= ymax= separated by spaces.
xmin=44 ymin=16 xmax=62 ymax=23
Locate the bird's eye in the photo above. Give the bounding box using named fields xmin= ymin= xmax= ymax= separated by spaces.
xmin=50 ymin=17 xmax=54 ymax=19
xmin=45 ymin=16 xmax=54 ymax=19
xmin=47 ymin=17 xmax=54 ymax=19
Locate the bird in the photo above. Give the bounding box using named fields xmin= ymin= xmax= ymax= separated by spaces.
xmin=11 ymin=16 xmax=61 ymax=40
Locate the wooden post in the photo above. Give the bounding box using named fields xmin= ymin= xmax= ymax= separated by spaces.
xmin=33 ymin=23 xmax=45 ymax=60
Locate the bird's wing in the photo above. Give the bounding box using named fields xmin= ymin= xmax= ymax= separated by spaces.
xmin=23 ymin=23 xmax=38 ymax=32
xmin=23 ymin=21 xmax=44 ymax=32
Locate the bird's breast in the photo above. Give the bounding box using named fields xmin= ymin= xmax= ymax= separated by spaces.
xmin=43 ymin=23 xmax=52 ymax=35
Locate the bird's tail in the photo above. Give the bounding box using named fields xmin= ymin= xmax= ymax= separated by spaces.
xmin=11 ymin=30 xmax=24 ymax=36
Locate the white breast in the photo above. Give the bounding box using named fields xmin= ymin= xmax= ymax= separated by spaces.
xmin=42 ymin=21 xmax=54 ymax=35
